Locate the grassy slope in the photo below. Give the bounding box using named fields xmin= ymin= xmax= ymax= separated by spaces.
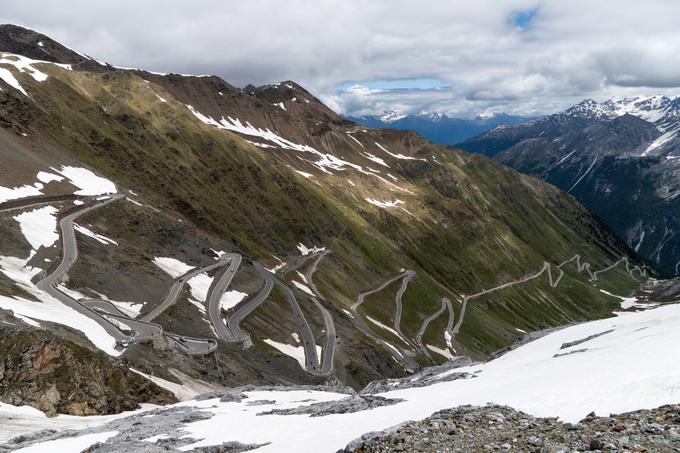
xmin=3 ymin=64 xmax=644 ymax=367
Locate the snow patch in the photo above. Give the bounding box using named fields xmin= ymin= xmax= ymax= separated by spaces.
xmin=74 ymin=224 xmax=118 ymax=246
xmin=294 ymin=170 xmax=314 ymax=178
xmin=296 ymin=243 xmax=325 ymax=255
xmin=0 ymin=182 xmax=43 ymax=203
xmin=365 ymin=198 xmax=404 ymax=208
xmin=53 ymin=166 xmax=117 ymax=196
xmin=12 ymin=431 xmax=119 ymax=453
xmin=361 ymin=152 xmax=390 ymax=167
xmin=219 ymin=290 xmax=248 ymax=311
xmin=36 ymin=171 xmax=64 ymax=184
xmin=0 ymin=254 xmax=122 ymax=356
xmin=130 ymin=368 xmax=221 ymax=401
xmin=367 ymin=315 xmax=406 ymax=343
xmin=0 ymin=53 xmax=72 ymax=96
xmin=426 ymin=344 xmax=455 ymax=360
xmin=263 ymin=339 xmax=321 ymax=370
xmin=187 ymin=273 xmax=213 ymax=303
xmin=153 ymin=257 xmax=195 ymax=278
xmin=263 ymin=339 xmax=308 ymax=368
xmin=599 ymin=289 xmax=652 ymax=310
xmin=13 ymin=206 xmax=59 ymax=250
xmin=292 ymin=280 xmax=314 ymax=296
xmin=186 ymin=105 xmax=412 ymax=188
xmin=109 ymin=301 xmax=143 ymax=318
xmin=374 ymin=142 xmax=426 ymax=161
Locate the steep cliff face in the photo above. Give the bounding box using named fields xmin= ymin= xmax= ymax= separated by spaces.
xmin=0 ymin=325 xmax=175 ymax=416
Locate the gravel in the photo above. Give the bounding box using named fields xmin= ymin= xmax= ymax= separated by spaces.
xmin=344 ymin=404 xmax=680 ymax=452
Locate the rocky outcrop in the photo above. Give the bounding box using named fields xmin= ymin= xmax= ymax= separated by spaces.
xmin=345 ymin=404 xmax=680 ymax=452
xmin=0 ymin=325 xmax=176 ymax=416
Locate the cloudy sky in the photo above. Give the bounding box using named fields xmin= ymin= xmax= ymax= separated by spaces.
xmin=4 ymin=0 xmax=680 ymax=118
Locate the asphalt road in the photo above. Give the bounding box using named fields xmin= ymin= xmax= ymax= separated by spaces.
xmin=203 ymin=253 xmax=242 ymax=341
xmin=351 ymin=271 xmax=419 ymax=370
xmin=84 ymin=299 xmax=163 ymax=342
xmin=392 ymin=270 xmax=415 ymax=344
xmin=0 ymin=194 xmax=79 ymax=213
xmin=592 ymin=257 xmax=646 ymax=281
xmin=34 ymin=195 xmax=216 ymax=355
xmin=141 ymin=255 xmax=233 ymax=323
xmin=274 ymin=276 xmax=322 ymax=374
xmin=226 ymin=263 xmax=274 ymax=341
xmin=303 ymin=250 xmax=336 ymax=375
xmin=415 ymin=297 xmax=448 ymax=346
xmin=449 ymin=254 xmax=646 ymax=345
xmin=35 ymin=195 xmax=138 ymax=344
xmin=166 ymin=333 xmax=218 ymax=356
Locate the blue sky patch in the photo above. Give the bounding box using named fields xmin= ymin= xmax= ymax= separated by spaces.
xmin=338 ymin=77 xmax=450 ymax=92
xmin=512 ymin=7 xmax=538 ymax=29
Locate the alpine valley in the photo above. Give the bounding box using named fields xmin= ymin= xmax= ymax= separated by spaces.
xmin=349 ymin=111 xmax=532 ymax=146
xmin=0 ymin=24 xmax=679 ymax=453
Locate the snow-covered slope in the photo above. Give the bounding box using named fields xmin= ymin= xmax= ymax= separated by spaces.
xmin=5 ymin=303 xmax=680 ymax=452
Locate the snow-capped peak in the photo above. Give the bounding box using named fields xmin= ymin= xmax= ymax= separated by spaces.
xmin=379 ymin=110 xmax=407 ymax=122
xmin=561 ymin=95 xmax=680 ymax=125
xmin=602 ymin=95 xmax=674 ymax=123
xmin=477 ymin=111 xmax=497 ymax=120
xmin=418 ymin=111 xmax=447 ymax=121
xmin=556 ymin=95 xmax=680 ymax=157
xmin=562 ymin=99 xmax=611 ymax=119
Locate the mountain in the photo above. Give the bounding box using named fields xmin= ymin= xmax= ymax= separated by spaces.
xmin=0 ymin=25 xmax=648 ymax=418
xmin=348 ymin=111 xmax=534 ymax=145
xmin=459 ymin=96 xmax=680 ymax=276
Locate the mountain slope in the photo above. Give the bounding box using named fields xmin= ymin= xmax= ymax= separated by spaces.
xmin=459 ymin=96 xmax=680 ymax=275
xmin=5 ymin=301 xmax=679 ymax=452
xmin=0 ymin=25 xmax=646 ymax=410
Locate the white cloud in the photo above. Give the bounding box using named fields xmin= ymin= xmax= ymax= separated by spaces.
xmin=4 ymin=0 xmax=680 ymax=117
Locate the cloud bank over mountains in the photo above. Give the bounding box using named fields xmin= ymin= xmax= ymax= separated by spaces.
xmin=4 ymin=0 xmax=680 ymax=117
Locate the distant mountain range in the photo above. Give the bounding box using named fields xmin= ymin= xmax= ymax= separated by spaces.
xmin=347 ymin=111 xmax=535 ymax=145
xmin=459 ymin=95 xmax=680 ymax=275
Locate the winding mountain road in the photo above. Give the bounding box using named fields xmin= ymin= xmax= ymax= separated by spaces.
xmin=351 ymin=271 xmax=419 ymax=370
xmin=449 ymin=254 xmax=647 ymax=345
xmin=201 ymin=252 xmax=331 ymax=375
xmin=35 ymin=195 xmax=138 ymax=343
xmin=226 ymin=263 xmax=274 ymax=341
xmin=274 ymin=276 xmax=322 ymax=374
xmin=303 ymin=250 xmax=336 ymax=375
xmin=202 ymin=253 xmax=242 ymax=340
xmin=592 ymin=257 xmax=646 ymax=281
xmin=9 ymin=193 xmax=648 ymax=369
xmin=141 ymin=255 xmax=233 ymax=323
xmin=0 ymin=194 xmax=80 ymax=213
xmin=415 ymin=297 xmax=448 ymax=346
xmin=393 ymin=270 xmax=415 ymax=344
xmin=34 ymin=195 xmax=216 ymax=355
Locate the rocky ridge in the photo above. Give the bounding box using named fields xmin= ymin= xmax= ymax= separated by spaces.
xmin=344 ymin=404 xmax=680 ymax=452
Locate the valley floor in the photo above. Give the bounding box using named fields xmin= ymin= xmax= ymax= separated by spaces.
xmin=3 ymin=302 xmax=680 ymax=452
